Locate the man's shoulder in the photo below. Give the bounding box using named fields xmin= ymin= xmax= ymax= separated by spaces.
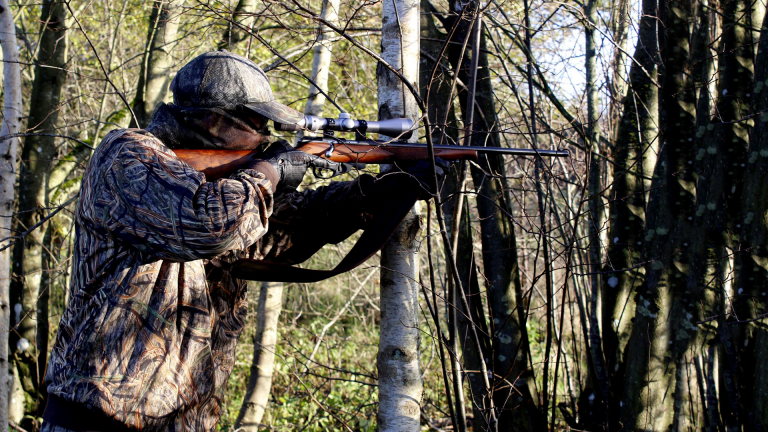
xmin=98 ymin=128 xmax=165 ymax=153
xmin=91 ymin=128 xmax=169 ymax=167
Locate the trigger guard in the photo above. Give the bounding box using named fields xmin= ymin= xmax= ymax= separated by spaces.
xmin=313 ymin=166 xmax=335 ymax=179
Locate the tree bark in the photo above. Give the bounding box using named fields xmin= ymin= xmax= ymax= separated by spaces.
xmin=235 ymin=281 xmax=284 ymax=431
xmin=376 ymin=0 xmax=422 ymax=427
xmin=608 ymin=0 xmax=630 ymax=139
xmin=9 ymin=0 xmax=68 ymax=423
xmin=0 ymin=0 xmax=23 ymax=429
xmin=236 ymin=2 xmax=337 ymax=425
xmin=131 ymin=0 xmax=183 ymax=128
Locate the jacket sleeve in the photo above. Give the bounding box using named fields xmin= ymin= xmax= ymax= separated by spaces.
xmin=250 ymin=172 xmax=417 ymax=264
xmin=97 ymin=136 xmax=275 ymax=262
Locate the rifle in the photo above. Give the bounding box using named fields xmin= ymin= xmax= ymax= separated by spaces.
xmin=171 ymin=114 xmax=569 ymax=282
xmin=172 ymin=113 xmax=569 ymax=180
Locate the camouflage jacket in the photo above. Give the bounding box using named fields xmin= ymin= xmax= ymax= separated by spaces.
xmin=44 ymin=129 xmax=376 ymax=431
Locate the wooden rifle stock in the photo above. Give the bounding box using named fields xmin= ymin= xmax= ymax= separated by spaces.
xmin=171 ymin=139 xmax=568 ymax=180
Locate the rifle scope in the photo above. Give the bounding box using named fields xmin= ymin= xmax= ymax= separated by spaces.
xmin=275 ymin=113 xmax=414 ymax=139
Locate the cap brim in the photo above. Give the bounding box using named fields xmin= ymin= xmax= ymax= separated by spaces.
xmin=243 ymin=100 xmax=304 ymax=125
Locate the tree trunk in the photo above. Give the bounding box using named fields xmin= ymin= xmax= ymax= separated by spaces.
xmin=620 ymin=0 xmax=756 ymax=429
xmin=9 ymin=0 xmax=68 ymax=424
xmin=295 ymin=0 xmax=339 ymax=143
xmin=619 ymin=0 xmax=701 ymax=428
xmin=235 ymin=281 xmax=284 ymax=431
xmin=420 ymin=4 xmax=487 ymax=429
xmin=0 ymin=0 xmax=23 ymax=428
xmin=236 ymin=2 xmax=338 ymax=424
xmin=301 ymin=0 xmax=338 ymax=119
xmin=685 ymin=0 xmax=756 ymax=428
xmin=443 ymin=5 xmax=540 ymax=429
xmin=376 ymin=0 xmax=422 ymax=427
xmin=602 ymin=0 xmax=660 ymax=426
xmin=218 ymin=0 xmax=257 ymax=51
xmin=583 ymin=0 xmax=613 ymax=427
xmin=131 ymin=0 xmax=183 ymax=128
xmin=608 ymin=0 xmax=630 ymax=140
xmin=732 ymin=1 xmax=768 ymax=428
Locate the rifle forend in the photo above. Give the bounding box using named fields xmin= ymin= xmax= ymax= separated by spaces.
xmin=274 ymin=112 xmax=414 ymax=140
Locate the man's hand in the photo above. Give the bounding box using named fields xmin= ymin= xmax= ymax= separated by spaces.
xmin=257 ymin=141 xmax=315 ymax=193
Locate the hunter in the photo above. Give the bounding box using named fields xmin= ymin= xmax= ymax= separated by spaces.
xmin=41 ymin=51 xmax=438 ymax=432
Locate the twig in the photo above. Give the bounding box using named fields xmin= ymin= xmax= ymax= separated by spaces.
xmin=10 ymin=421 xmax=28 ymax=432
xmin=0 ymin=193 xmax=79 ymax=253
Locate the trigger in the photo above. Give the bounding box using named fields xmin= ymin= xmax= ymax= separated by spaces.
xmin=313 ymin=166 xmax=330 ymax=179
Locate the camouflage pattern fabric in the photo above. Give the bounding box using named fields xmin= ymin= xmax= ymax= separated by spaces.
xmin=45 ymin=129 xmax=374 ymax=431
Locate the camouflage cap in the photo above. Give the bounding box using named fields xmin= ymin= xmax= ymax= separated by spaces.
xmin=170 ymin=51 xmax=304 ymax=125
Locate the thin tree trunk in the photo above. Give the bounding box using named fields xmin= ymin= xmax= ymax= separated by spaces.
xmin=443 ymin=5 xmax=540 ymax=428
xmin=236 ymin=1 xmax=337 ymax=424
xmin=218 ymin=0 xmax=257 ymax=51
xmin=684 ymin=0 xmax=756 ymax=427
xmin=0 ymin=0 xmax=22 ymax=428
xmin=377 ymin=0 xmax=422 ymax=427
xmin=420 ymin=4 xmax=485 ymax=429
xmin=608 ymin=0 xmax=630 ymax=140
xmin=600 ymin=0 xmax=660 ymax=427
xmin=583 ymin=0 xmax=613 ymax=427
xmin=131 ymin=0 xmax=183 ymax=128
xmin=295 ymin=0 xmax=339 ymax=143
xmin=302 ymin=0 xmax=338 ymax=119
xmin=235 ymin=281 xmax=284 ymax=431
xmin=237 ymin=0 xmax=339 ymax=426
xmin=9 ymin=0 xmax=68 ymax=423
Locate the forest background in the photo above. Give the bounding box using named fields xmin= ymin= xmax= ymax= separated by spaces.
xmin=2 ymin=0 xmax=768 ymax=430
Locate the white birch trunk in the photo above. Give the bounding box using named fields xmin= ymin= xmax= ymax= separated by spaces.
xmin=303 ymin=0 xmax=339 ymax=117
xmin=0 ymin=0 xmax=22 ymax=427
xmin=235 ymin=281 xmax=283 ymax=431
xmin=377 ymin=0 xmax=422 ymax=428
xmin=295 ymin=0 xmax=339 ymax=144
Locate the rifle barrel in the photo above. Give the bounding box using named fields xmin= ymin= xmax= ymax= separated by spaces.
xmin=421 ymin=143 xmax=569 ymax=158
xmin=302 ymin=139 xmax=570 ymax=158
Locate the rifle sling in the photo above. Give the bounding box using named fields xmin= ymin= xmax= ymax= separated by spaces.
xmin=229 ymin=188 xmax=421 ymax=283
